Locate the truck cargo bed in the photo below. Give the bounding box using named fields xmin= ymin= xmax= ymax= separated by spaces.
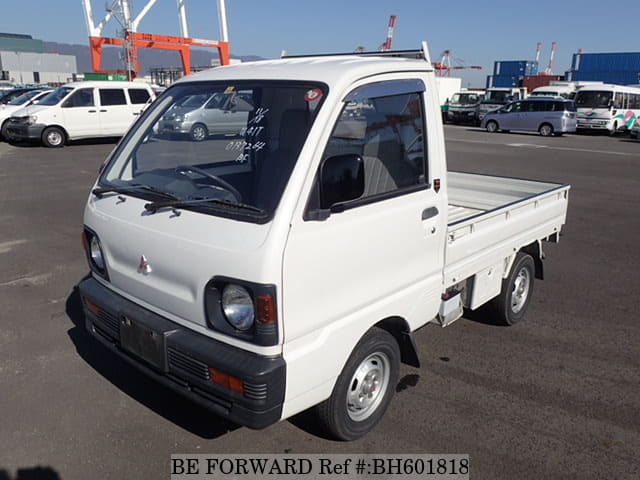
xmin=444 ymin=171 xmax=570 ymax=287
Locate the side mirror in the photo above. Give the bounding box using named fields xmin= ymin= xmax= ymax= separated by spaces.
xmin=319 ymin=154 xmax=365 ymax=210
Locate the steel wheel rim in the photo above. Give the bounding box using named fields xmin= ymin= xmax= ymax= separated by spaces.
xmin=511 ymin=267 xmax=531 ymax=313
xmin=346 ymin=352 xmax=390 ymax=422
xmin=192 ymin=126 xmax=206 ymax=141
xmin=47 ymin=130 xmax=63 ymax=145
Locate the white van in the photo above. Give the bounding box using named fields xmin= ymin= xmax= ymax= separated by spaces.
xmin=5 ymin=81 xmax=155 ymax=147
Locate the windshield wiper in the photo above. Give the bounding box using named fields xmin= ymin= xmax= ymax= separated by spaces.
xmin=92 ymin=184 xmax=180 ymax=200
xmin=144 ymin=197 xmax=266 ymax=215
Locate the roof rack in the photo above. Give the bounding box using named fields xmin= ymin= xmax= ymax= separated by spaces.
xmin=281 ymin=41 xmax=432 ymax=65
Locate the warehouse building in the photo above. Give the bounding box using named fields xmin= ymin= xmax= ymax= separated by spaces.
xmin=0 ymin=32 xmax=77 ymax=84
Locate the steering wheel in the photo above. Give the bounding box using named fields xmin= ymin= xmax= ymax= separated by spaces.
xmin=175 ymin=165 xmax=242 ymax=203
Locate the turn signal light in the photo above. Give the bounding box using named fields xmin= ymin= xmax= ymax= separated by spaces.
xmin=84 ymin=297 xmax=101 ymax=316
xmin=208 ymin=367 xmax=244 ymax=394
xmin=257 ymin=294 xmax=275 ymax=324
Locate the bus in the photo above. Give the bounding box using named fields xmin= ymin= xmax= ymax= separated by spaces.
xmin=574 ymin=84 xmax=640 ymax=135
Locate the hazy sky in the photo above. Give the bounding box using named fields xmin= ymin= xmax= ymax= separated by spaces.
xmin=2 ymin=0 xmax=640 ymax=87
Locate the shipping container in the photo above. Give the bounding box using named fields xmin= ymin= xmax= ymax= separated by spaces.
xmin=83 ymin=72 xmax=130 ymax=81
xmin=486 ymin=75 xmax=523 ymax=89
xmin=566 ymin=70 xmax=640 ymax=85
xmin=522 ymin=75 xmax=564 ymax=92
xmin=493 ymin=60 xmax=538 ymax=76
xmin=572 ymin=52 xmax=640 ymax=72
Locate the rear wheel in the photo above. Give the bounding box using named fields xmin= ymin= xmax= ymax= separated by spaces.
xmin=486 ymin=120 xmax=499 ymax=133
xmin=492 ymin=252 xmax=535 ymax=326
xmin=41 ymin=126 xmax=65 ymax=148
xmin=539 ymin=123 xmax=554 ymax=137
xmin=314 ymin=327 xmax=400 ymax=441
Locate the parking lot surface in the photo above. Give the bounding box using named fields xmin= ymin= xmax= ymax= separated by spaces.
xmin=1 ymin=127 xmax=639 ymax=479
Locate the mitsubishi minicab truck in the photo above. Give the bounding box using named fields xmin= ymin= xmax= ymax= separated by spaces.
xmin=79 ymin=43 xmax=570 ymax=441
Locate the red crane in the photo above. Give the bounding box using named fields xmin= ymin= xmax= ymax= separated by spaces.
xmin=380 ymin=15 xmax=397 ymax=51
xmin=433 ymin=50 xmax=482 ymax=77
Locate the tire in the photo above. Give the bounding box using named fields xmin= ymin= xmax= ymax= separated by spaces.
xmin=314 ymin=327 xmax=400 ymax=441
xmin=41 ymin=126 xmax=65 ymax=148
xmin=0 ymin=120 xmax=10 ymax=141
xmin=486 ymin=120 xmax=499 ymax=133
xmin=492 ymin=252 xmax=535 ymax=326
xmin=539 ymin=123 xmax=554 ymax=137
xmin=190 ymin=123 xmax=208 ymax=142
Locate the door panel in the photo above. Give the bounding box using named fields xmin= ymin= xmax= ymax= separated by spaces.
xmin=61 ymin=88 xmax=100 ymax=138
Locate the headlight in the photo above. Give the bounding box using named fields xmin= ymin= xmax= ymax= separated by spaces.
xmin=90 ymin=236 xmax=105 ymax=271
xmin=221 ymin=284 xmax=254 ymax=330
xmin=27 ymin=115 xmax=37 ymax=125
xmin=174 ymin=114 xmax=184 ymax=122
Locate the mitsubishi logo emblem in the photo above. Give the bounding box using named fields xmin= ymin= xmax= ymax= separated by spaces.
xmin=138 ymin=255 xmax=152 ymax=274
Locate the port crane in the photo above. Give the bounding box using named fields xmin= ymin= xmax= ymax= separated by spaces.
xmin=433 ymin=50 xmax=482 ymax=77
xmin=81 ymin=0 xmax=230 ymax=79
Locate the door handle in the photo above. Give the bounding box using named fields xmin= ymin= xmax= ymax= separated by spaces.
xmin=132 ymin=112 xmax=140 ymax=116
xmin=422 ymin=206 xmax=439 ymax=220
xmin=88 ymin=110 xmax=97 ymax=113
xmin=100 ymin=109 xmax=107 ymax=112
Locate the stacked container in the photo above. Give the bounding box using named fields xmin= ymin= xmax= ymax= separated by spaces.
xmin=487 ymin=60 xmax=538 ymax=89
xmin=565 ymin=52 xmax=640 ymax=85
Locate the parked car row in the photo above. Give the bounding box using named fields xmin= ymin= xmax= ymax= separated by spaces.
xmin=1 ymin=81 xmax=155 ymax=147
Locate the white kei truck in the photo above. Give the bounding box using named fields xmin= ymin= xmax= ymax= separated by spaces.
xmin=79 ymin=43 xmax=570 ymax=441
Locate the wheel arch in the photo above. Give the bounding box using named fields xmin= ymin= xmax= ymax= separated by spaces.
xmin=42 ymin=124 xmax=69 ymax=140
xmin=521 ymin=240 xmax=544 ymax=280
xmin=374 ymin=316 xmax=420 ymax=368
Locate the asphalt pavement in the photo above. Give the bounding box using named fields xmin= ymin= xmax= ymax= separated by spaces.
xmin=0 ymin=127 xmax=638 ymax=480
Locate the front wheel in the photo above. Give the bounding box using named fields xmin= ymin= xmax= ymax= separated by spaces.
xmin=41 ymin=126 xmax=66 ymax=148
xmin=314 ymin=328 xmax=400 ymax=441
xmin=491 ymin=252 xmax=535 ymax=326
xmin=486 ymin=120 xmax=499 ymax=133
xmin=190 ymin=123 xmax=208 ymax=142
xmin=0 ymin=120 xmax=11 ymax=141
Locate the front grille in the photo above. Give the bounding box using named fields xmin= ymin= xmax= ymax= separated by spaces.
xmin=168 ymin=347 xmax=210 ymax=381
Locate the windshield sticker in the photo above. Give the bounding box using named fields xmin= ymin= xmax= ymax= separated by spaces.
xmin=226 ymin=108 xmax=270 ymax=163
xmin=305 ymin=88 xmax=323 ymax=102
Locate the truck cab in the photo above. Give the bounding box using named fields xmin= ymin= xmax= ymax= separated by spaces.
xmin=446 ymin=90 xmax=484 ymax=124
xmin=79 ymin=44 xmax=569 ymax=441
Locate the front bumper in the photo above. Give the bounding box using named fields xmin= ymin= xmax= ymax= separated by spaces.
xmin=78 ymin=277 xmax=286 ymax=429
xmin=6 ymin=122 xmax=46 ymax=141
xmin=577 ymin=119 xmax=609 ymax=130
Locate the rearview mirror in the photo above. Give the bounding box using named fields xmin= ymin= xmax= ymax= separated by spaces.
xmin=319 ymin=154 xmax=364 ymax=210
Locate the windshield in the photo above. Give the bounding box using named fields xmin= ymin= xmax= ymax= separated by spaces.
xmin=7 ymin=90 xmax=44 ymax=105
xmin=100 ymin=81 xmax=326 ymax=223
xmin=482 ymin=91 xmax=511 ymax=104
xmin=574 ymin=90 xmax=613 ymax=109
xmin=37 ymin=86 xmax=73 ymax=106
xmin=450 ymin=93 xmax=480 ymax=105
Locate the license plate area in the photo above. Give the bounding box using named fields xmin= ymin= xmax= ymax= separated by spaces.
xmin=120 ymin=317 xmax=168 ymax=371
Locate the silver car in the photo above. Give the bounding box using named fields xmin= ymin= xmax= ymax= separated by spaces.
xmin=159 ymin=91 xmax=253 ymax=141
xmin=481 ymin=97 xmax=577 ymax=136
